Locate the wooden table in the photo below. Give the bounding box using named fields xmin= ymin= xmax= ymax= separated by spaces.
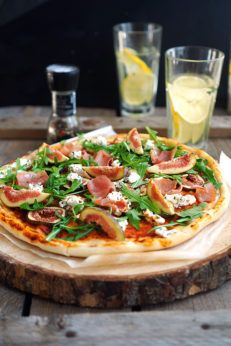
xmin=0 ymin=106 xmax=231 ymax=345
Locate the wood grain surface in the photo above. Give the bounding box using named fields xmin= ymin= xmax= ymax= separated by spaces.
xmin=0 ymin=106 xmax=230 ymax=139
xmin=0 ymin=310 xmax=231 ymax=345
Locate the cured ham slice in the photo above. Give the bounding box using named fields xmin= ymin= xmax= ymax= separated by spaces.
xmin=94 ymin=150 xmax=113 ymax=166
xmin=195 ymin=183 xmax=216 ymax=203
xmin=150 ymin=148 xmax=176 ymax=165
xmin=95 ymin=197 xmax=129 ymax=215
xmin=154 ymin=178 xmax=182 ymax=195
xmin=87 ymin=175 xmax=115 ymax=198
xmin=182 ymin=174 xmax=204 ymax=189
xmin=56 ymin=141 xmax=82 ymax=157
xmin=16 ymin=171 xmax=49 ymax=188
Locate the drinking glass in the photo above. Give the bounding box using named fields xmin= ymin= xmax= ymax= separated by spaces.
xmin=113 ymin=22 xmax=162 ymax=117
xmin=165 ymin=46 xmax=224 ymax=149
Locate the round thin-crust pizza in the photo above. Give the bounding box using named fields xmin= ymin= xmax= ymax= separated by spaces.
xmin=0 ymin=127 xmax=229 ymax=257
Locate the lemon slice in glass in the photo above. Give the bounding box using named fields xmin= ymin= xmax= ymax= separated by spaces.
xmin=121 ymin=73 xmax=154 ymax=106
xmin=168 ymin=75 xmax=215 ymax=144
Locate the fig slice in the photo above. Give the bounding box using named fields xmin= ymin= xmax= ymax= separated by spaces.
xmin=147 ymin=154 xmax=196 ymax=174
xmin=0 ymin=186 xmax=50 ymax=207
xmin=127 ymin=128 xmax=144 ymax=154
xmin=28 ymin=207 xmax=65 ymax=225
xmin=80 ymin=207 xmax=125 ymax=240
xmin=147 ymin=179 xmax=175 ymax=215
xmin=39 ymin=143 xmax=69 ymax=163
xmin=83 ymin=166 xmax=125 ymax=181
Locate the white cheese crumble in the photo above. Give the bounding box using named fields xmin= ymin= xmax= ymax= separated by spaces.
xmin=127 ymin=170 xmax=140 ymax=184
xmin=28 ymin=183 xmax=44 ymax=193
xmin=155 ymin=227 xmax=176 ymax=238
xmin=165 ymin=193 xmax=196 ymax=208
xmin=107 ymin=191 xmax=124 ymax=202
xmin=114 ymin=179 xmax=124 ymax=189
xmin=143 ymin=210 xmax=165 ymax=225
xmin=59 ymin=195 xmax=84 ymax=207
xmin=70 ymin=151 xmax=82 ymax=159
xmin=11 ymin=158 xmax=32 ymax=169
xmin=118 ymin=219 xmax=128 ymax=232
xmin=69 ymin=164 xmax=83 ymax=174
xmin=90 ymin=136 xmax=107 ymax=146
xmin=145 ymin=139 xmax=155 ymax=150
xmin=0 ymin=171 xmax=7 ymax=179
xmin=67 ymin=173 xmax=83 ymax=183
xmin=111 ymin=159 xmax=121 ymax=167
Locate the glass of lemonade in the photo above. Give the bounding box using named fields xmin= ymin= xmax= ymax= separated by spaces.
xmin=165 ymin=46 xmax=224 ymax=149
xmin=113 ymin=22 xmax=162 ymax=117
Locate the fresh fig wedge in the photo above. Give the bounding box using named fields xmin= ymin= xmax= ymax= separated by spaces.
xmin=147 ymin=154 xmax=196 ymax=174
xmin=147 ymin=180 xmax=175 ymax=215
xmin=83 ymin=166 xmax=125 ymax=181
xmin=0 ymin=186 xmax=49 ymax=207
xmin=80 ymin=207 xmax=125 ymax=240
xmin=127 ymin=128 xmax=143 ymax=154
xmin=28 ymin=207 xmax=65 ymax=225
xmin=47 ymin=149 xmax=68 ymax=163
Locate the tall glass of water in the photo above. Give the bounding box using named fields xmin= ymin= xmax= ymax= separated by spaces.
xmin=113 ymin=22 xmax=162 ymax=117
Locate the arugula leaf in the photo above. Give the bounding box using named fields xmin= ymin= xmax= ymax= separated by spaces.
xmin=152 ymin=173 xmax=182 ymax=184
xmin=174 ymin=146 xmax=188 ymax=158
xmin=82 ymin=140 xmax=106 ymax=153
xmin=178 ymin=202 xmax=207 ymax=219
xmin=194 ymin=158 xmax=221 ymax=189
xmin=0 ymin=169 xmax=16 ymax=185
xmin=146 ymin=127 xmax=175 ymax=151
xmin=121 ymin=184 xmax=160 ymax=214
xmin=126 ymin=209 xmax=141 ymax=230
xmin=149 ymin=203 xmax=207 ymax=232
xmin=19 ymin=200 xmax=45 ymax=211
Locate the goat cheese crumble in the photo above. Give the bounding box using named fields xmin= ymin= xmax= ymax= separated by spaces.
xmin=59 ymin=195 xmax=84 ymax=208
xmin=107 ymin=191 xmax=124 ymax=202
xmin=118 ymin=219 xmax=128 ymax=232
xmin=28 ymin=183 xmax=44 ymax=193
xmin=111 ymin=159 xmax=121 ymax=167
xmin=155 ymin=227 xmax=176 ymax=238
xmin=165 ymin=193 xmax=196 ymax=208
xmin=143 ymin=210 xmax=165 ymax=225
xmin=145 ymin=139 xmax=155 ymax=150
xmin=67 ymin=173 xmax=83 ymax=183
xmin=90 ymin=136 xmax=107 ymax=146
xmin=70 ymin=151 xmax=82 ymax=159
xmin=69 ymin=164 xmax=83 ymax=174
xmin=127 ymin=170 xmax=140 ymax=184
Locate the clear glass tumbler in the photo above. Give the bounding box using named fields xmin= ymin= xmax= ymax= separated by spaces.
xmin=165 ymin=46 xmax=224 ymax=149
xmin=113 ymin=22 xmax=162 ymax=117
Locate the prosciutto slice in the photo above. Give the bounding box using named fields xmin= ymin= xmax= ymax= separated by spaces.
xmin=154 ymin=178 xmax=182 ymax=195
xmin=94 ymin=150 xmax=113 ymax=166
xmin=87 ymin=175 xmax=115 ymax=198
xmin=150 ymin=147 xmax=176 ymax=165
xmin=182 ymin=174 xmax=204 ymax=189
xmin=16 ymin=171 xmax=49 ymax=188
xmin=195 ymin=183 xmax=216 ymax=203
xmin=58 ymin=141 xmax=82 ymax=157
xmin=95 ymin=198 xmax=129 ymax=215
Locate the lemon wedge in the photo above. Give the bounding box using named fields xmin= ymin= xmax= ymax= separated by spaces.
xmin=167 ymin=75 xmax=216 ymax=144
xmin=121 ymin=73 xmax=154 ymax=106
xmin=117 ymin=48 xmax=154 ymax=106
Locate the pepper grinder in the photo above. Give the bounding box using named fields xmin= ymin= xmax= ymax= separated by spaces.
xmin=46 ymin=64 xmax=80 ymax=143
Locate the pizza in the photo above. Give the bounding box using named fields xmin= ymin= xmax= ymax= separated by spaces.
xmin=0 ymin=127 xmax=229 ymax=257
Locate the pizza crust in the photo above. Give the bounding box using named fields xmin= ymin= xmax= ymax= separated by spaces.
xmin=0 ymin=134 xmax=229 ymax=257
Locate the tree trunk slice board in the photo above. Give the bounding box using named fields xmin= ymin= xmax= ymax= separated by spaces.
xmin=1 ymin=310 xmax=231 ymax=345
xmin=0 ymin=215 xmax=231 ymax=308
xmin=0 ymin=106 xmax=230 ymax=139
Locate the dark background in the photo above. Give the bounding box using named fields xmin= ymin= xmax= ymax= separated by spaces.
xmin=0 ymin=0 xmax=230 ymax=109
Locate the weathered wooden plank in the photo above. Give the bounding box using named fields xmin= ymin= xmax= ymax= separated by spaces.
xmin=0 ymin=284 xmax=25 ymax=317
xmin=0 ymin=140 xmax=42 ymax=165
xmin=0 ymin=106 xmax=230 ymax=139
xmin=0 ymin=310 xmax=231 ymax=345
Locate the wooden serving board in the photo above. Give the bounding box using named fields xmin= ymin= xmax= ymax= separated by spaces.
xmin=0 ymin=215 xmax=231 ymax=308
